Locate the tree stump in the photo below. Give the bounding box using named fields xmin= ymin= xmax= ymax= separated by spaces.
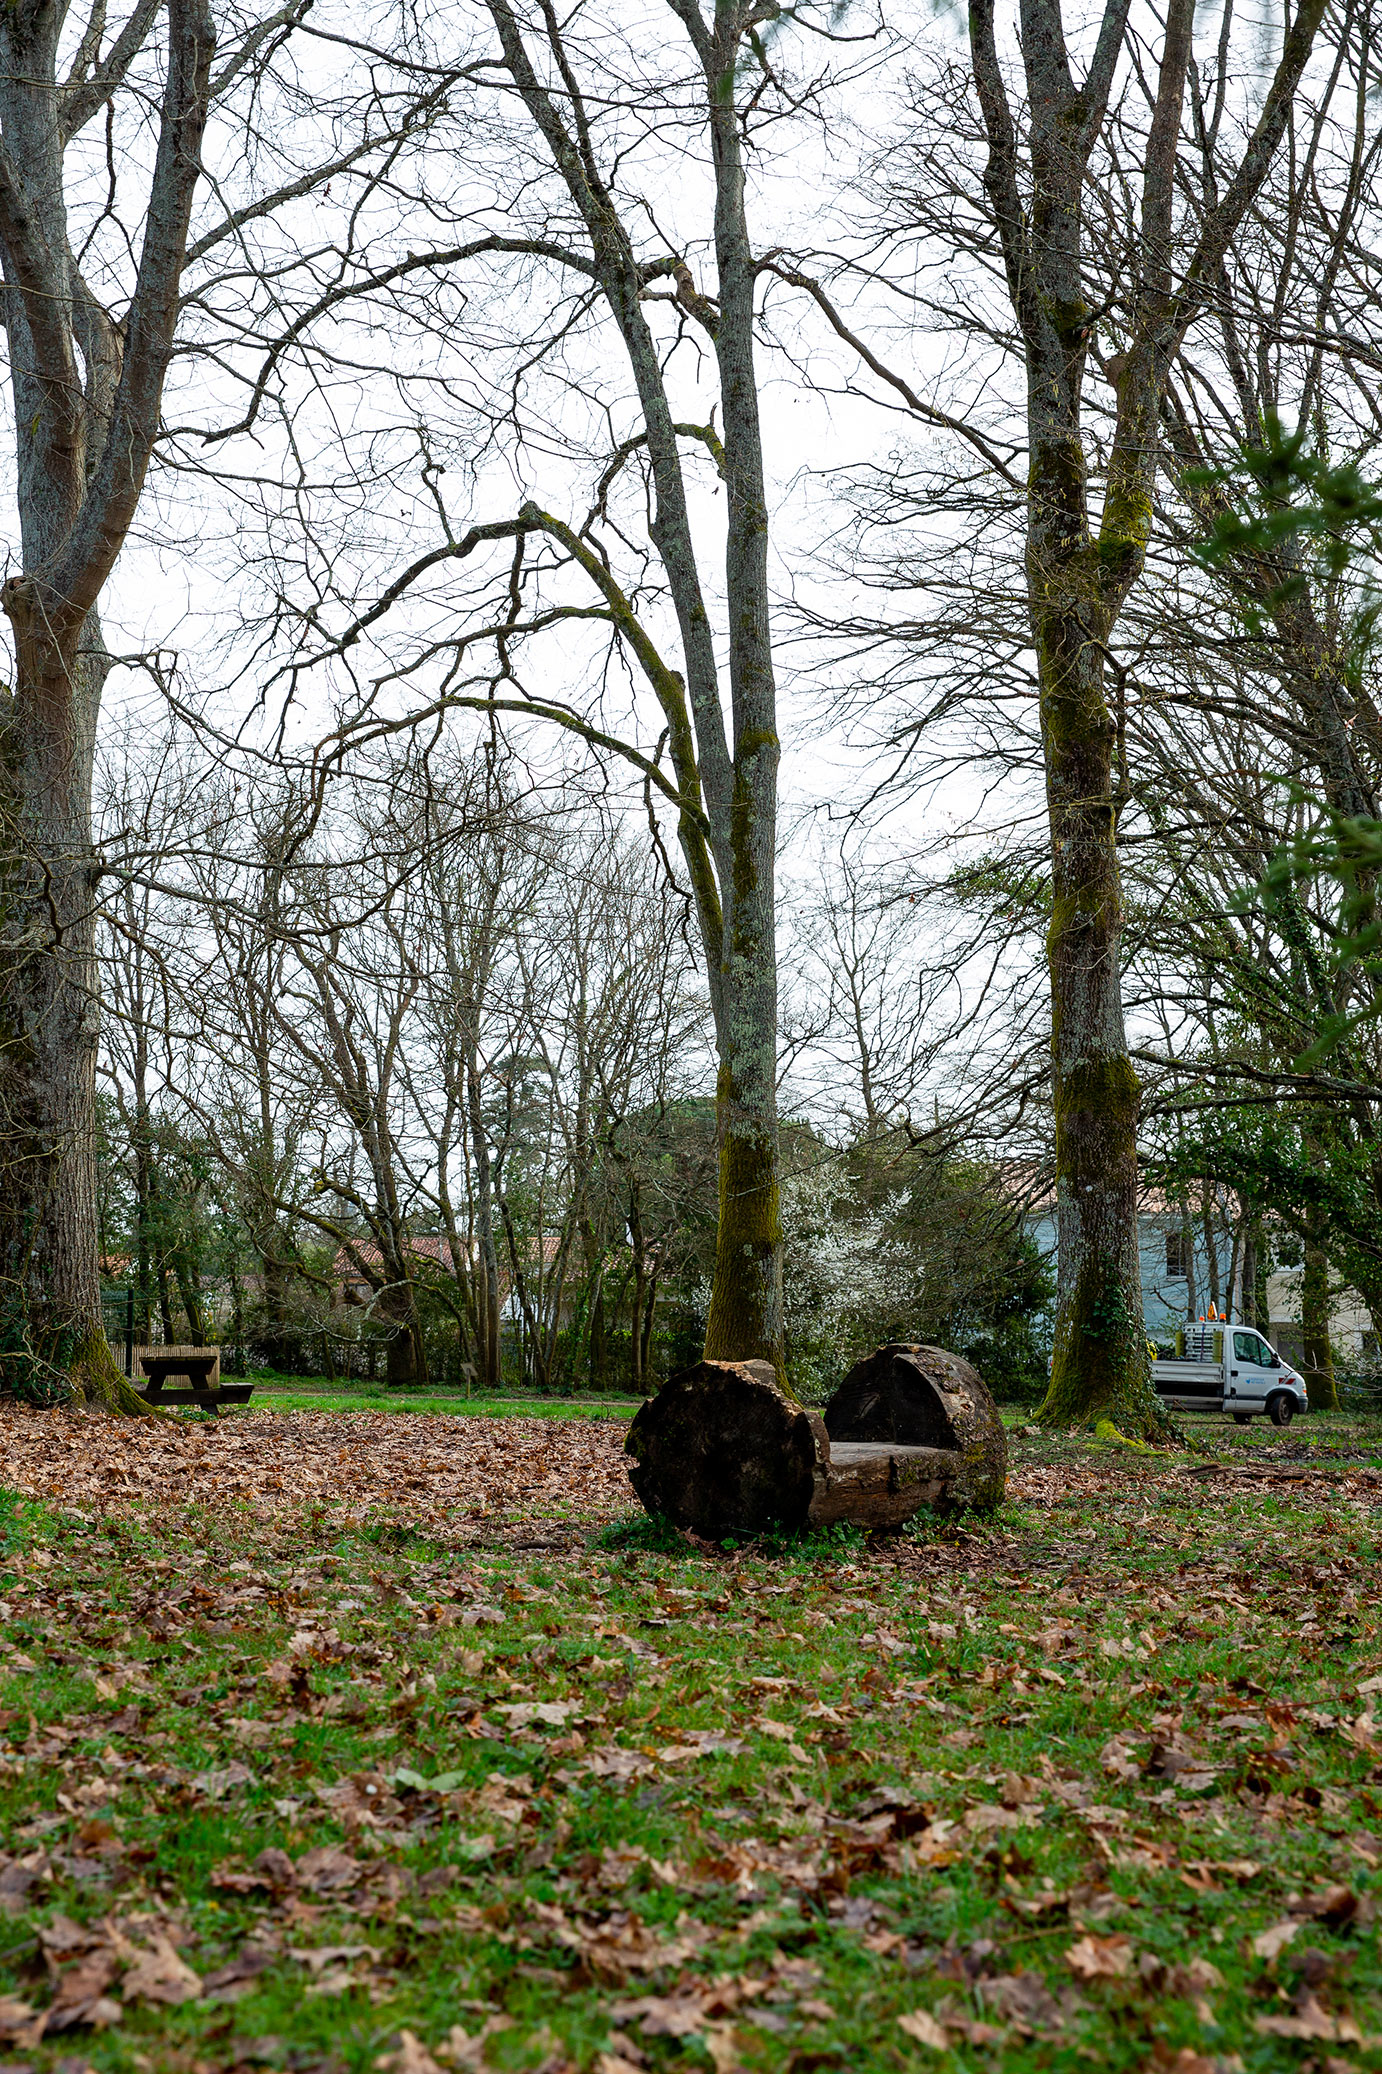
xmin=624 ymin=1347 xmax=1006 ymax=1539
xmin=823 ymin=1343 xmax=1007 ymax=1513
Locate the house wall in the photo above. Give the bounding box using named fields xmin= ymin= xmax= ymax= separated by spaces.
xmin=1026 ymin=1212 xmax=1377 ymax=1357
xmin=1025 ymin=1210 xmax=1217 ymax=1343
xmin=1264 ymin=1268 xmax=1375 ymax=1366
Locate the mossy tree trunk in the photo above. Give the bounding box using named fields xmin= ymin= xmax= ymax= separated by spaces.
xmin=1026 ymin=495 xmax=1152 ymax=1429
xmin=0 ymin=607 xmax=141 ymax=1408
xmin=969 ymin=0 xmax=1325 ymax=1431
xmin=381 ymin=1281 xmax=427 ymax=1390
xmin=0 ymin=0 xmax=214 ymax=1408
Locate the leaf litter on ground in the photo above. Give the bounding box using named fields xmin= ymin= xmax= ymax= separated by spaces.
xmin=0 ymin=1402 xmax=1379 ymax=2068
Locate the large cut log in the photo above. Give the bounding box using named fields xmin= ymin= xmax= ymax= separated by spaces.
xmin=823 ymin=1343 xmax=1007 ymax=1513
xmin=625 ymin=1360 xmax=823 ymax=1538
xmin=624 ymin=1350 xmax=1005 ymax=1538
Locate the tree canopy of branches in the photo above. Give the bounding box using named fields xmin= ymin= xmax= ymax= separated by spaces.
xmin=4 ymin=0 xmax=1372 ymax=1427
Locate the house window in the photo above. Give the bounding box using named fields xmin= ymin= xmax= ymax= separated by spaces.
xmin=1165 ymin=1230 xmax=1188 ymax=1278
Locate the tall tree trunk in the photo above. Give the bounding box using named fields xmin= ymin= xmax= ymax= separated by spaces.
xmin=0 ymin=0 xmax=214 ymax=1406
xmin=696 ymin=7 xmax=783 ymax=1371
xmin=466 ymin=1045 xmax=502 ymax=1391
xmin=1302 ymin=1240 xmax=1338 ymax=1411
xmin=1030 ymin=575 xmax=1149 ymax=1427
xmin=258 ymin=1248 xmax=295 ymax=1371
xmin=629 ymin=1220 xmax=647 ymax=1397
xmin=1227 ymin=1212 xmax=1245 ymax=1322
xmin=135 ymin=1153 xmax=154 ymax=1346
xmin=1202 ymin=1188 xmax=1222 ymax=1311
xmin=1179 ymin=1196 xmax=1197 ymax=1321
xmin=381 ymin=1277 xmax=425 ymax=1389
xmin=704 ymin=1006 xmax=782 ymax=1367
xmin=0 ymin=616 xmax=137 ymax=1399
xmin=1240 ymin=1223 xmax=1258 ymax=1330
xmin=230 ymin=1272 xmax=245 ymax=1376
xmin=385 ymin=1322 xmax=416 ymax=1388
xmin=1250 ymin=1218 xmax=1271 ymax=1339
xmin=640 ymin=1266 xmax=659 ymax=1385
xmin=588 ymin=1262 xmax=606 ymax=1393
xmin=157 ymin=1263 xmax=176 ymax=1345
xmin=173 ymin=1247 xmax=206 ymax=1345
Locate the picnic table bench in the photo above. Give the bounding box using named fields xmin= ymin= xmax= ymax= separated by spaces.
xmin=131 ymin=1346 xmax=253 ymax=1413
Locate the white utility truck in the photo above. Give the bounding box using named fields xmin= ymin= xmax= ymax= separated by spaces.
xmin=1152 ymin=1322 xmax=1309 ymax=1426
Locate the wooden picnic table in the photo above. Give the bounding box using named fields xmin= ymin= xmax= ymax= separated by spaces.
xmin=133 ymin=1346 xmax=253 ymax=1412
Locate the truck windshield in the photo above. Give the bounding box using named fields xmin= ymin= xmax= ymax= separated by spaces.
xmin=1231 ymin=1332 xmax=1277 ymax=1366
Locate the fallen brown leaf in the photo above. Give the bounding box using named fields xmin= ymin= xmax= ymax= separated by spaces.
xmin=0 ymin=1993 xmax=44 ymax=2050
xmin=374 ymin=2030 xmax=447 ymax=2073
xmin=201 ymin=1947 xmax=276 ymax=2003
xmin=897 ymin=2008 xmax=949 ymax=2049
xmin=1302 ymin=1885 xmax=1371 ymax=1929
xmin=1252 ymin=1920 xmax=1300 ymax=1961
xmin=531 ymin=1902 xmax=713 ymax=1982
xmin=978 ymin=1971 xmax=1073 ymax=2032
xmin=1064 ymin=1934 xmax=1134 ymax=1981
xmin=1253 ymin=1991 xmax=1345 ymax=2041
xmin=118 ymin=1931 xmax=201 ymax=2007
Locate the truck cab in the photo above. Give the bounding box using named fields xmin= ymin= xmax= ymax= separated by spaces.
xmin=1152 ymin=1322 xmax=1309 ymax=1425
xmin=1224 ymin=1327 xmax=1307 ymax=1423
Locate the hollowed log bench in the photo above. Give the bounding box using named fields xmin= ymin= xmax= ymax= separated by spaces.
xmin=625 ymin=1344 xmax=1007 ymax=1538
xmin=132 ymin=1346 xmax=253 ymax=1414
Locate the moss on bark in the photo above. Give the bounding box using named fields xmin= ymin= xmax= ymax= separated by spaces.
xmin=703 ymin=1062 xmax=786 ymax=1377
xmin=70 ymin=1329 xmax=158 ymax=1417
xmin=1039 ymin=1050 xmax=1168 ymax=1438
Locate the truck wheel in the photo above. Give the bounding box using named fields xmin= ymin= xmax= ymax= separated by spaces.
xmin=1233 ymin=1413 xmax=1251 ymax=1425
xmin=1268 ymin=1393 xmax=1295 ymax=1428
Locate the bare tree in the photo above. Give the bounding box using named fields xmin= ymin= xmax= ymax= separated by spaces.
xmin=963 ymin=0 xmax=1328 ymax=1432
xmin=0 ymin=0 xmax=216 ymax=1400
xmin=260 ymin=0 xmax=865 ymax=1375
xmin=0 ymin=0 xmax=474 ymax=1402
xmin=771 ymin=0 xmax=1334 ymax=1428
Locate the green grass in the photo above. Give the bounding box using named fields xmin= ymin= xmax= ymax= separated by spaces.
xmin=1 ymin=1413 xmax=1381 ymax=2071
xmin=236 ymin=1375 xmax=641 ymax=1420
